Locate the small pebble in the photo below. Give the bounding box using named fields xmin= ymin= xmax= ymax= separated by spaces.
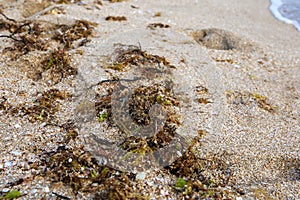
xmin=136 ymin=172 xmax=146 ymax=180
xmin=2 ymin=188 xmax=10 ymax=193
xmin=11 ymin=150 xmax=22 ymax=156
xmin=4 ymin=161 xmax=13 ymax=168
xmin=177 ymin=151 xmax=182 ymax=157
xmin=44 ymin=187 xmax=50 ymax=193
xmin=31 ymin=189 xmax=38 ymax=194
xmin=14 ymin=124 xmax=21 ymax=128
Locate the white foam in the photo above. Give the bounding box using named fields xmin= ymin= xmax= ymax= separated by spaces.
xmin=269 ymin=0 xmax=300 ymax=31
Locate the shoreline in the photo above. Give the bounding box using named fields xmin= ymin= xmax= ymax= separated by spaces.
xmin=269 ymin=0 xmax=300 ymax=32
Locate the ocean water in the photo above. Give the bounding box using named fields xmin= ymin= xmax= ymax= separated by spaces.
xmin=269 ymin=0 xmax=300 ymax=31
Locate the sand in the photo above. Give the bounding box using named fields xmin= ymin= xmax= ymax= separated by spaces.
xmin=0 ymin=0 xmax=299 ymax=199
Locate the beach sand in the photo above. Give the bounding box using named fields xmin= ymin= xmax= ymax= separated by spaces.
xmin=0 ymin=0 xmax=299 ymax=199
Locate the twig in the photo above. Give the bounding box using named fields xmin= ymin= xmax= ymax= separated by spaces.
xmin=52 ymin=192 xmax=71 ymax=200
xmin=0 ymin=12 xmax=17 ymax=23
xmin=11 ymin=22 xmax=32 ymax=35
xmin=0 ymin=22 xmax=32 ymax=42
xmin=0 ymin=34 xmax=22 ymax=42
xmin=97 ymin=77 xmax=142 ymax=84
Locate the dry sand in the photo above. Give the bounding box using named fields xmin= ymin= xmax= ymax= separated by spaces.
xmin=0 ymin=0 xmax=299 ymax=199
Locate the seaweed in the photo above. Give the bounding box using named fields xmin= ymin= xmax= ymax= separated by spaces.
xmin=108 ymin=0 xmax=128 ymax=2
xmin=53 ymin=20 xmax=97 ymax=49
xmin=0 ymin=10 xmax=51 ymax=53
xmin=197 ymin=98 xmax=212 ymax=104
xmin=147 ymin=23 xmax=170 ymax=30
xmin=0 ymin=190 xmax=22 ymax=199
xmin=94 ymin=81 xmax=115 ymax=123
xmin=39 ymin=146 xmax=144 ymax=199
xmin=106 ymin=44 xmax=175 ymax=71
xmin=251 ymin=93 xmax=275 ymax=113
xmin=92 ymin=45 xmax=184 ymax=166
xmin=226 ymin=90 xmax=276 ymax=113
xmin=154 ymin=12 xmax=161 ymax=17
xmin=175 ymin=177 xmax=187 ymax=190
xmin=213 ymin=57 xmax=238 ymax=64
xmin=54 ymin=0 xmax=82 ymax=4
xmin=166 ymin=150 xmax=236 ymax=198
xmin=62 ymin=122 xmax=79 ymax=144
xmin=11 ymin=89 xmax=71 ymax=123
xmin=40 ymin=48 xmax=77 ymax=84
xmin=163 ymin=131 xmax=236 ymax=198
xmin=0 ymin=11 xmax=18 ymax=32
xmin=105 ymin=16 xmax=127 ymax=21
xmin=128 ymin=84 xmax=178 ymax=125
xmin=195 ymin=85 xmax=208 ymax=94
xmin=1 ymin=12 xmax=96 ymax=54
xmin=1 ymin=20 xmax=49 ymax=54
xmin=41 ymin=147 xmax=106 ymax=192
xmin=0 ymin=96 xmax=11 ymax=113
xmin=95 ymin=82 xmax=180 ymax=153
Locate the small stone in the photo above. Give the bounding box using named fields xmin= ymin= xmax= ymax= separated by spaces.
xmin=40 ymin=122 xmax=47 ymax=127
xmin=11 ymin=150 xmax=22 ymax=156
xmin=31 ymin=189 xmax=38 ymax=194
xmin=4 ymin=161 xmax=13 ymax=168
xmin=2 ymin=188 xmax=10 ymax=193
xmin=44 ymin=187 xmax=50 ymax=193
xmin=14 ymin=124 xmax=21 ymax=128
xmin=177 ymin=151 xmax=182 ymax=157
xmin=136 ymin=172 xmax=146 ymax=180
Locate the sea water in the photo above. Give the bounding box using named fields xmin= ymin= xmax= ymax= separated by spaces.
xmin=269 ymin=0 xmax=300 ymax=31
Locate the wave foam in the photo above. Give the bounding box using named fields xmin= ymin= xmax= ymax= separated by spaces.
xmin=269 ymin=0 xmax=300 ymax=31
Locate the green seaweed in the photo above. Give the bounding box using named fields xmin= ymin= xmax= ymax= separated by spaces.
xmin=175 ymin=177 xmax=187 ymax=189
xmin=1 ymin=190 xmax=22 ymax=199
xmin=98 ymin=112 xmax=108 ymax=123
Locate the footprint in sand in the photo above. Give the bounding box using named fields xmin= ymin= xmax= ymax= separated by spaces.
xmin=192 ymin=28 xmax=256 ymax=52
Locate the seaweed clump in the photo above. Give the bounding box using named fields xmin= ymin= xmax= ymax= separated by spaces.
xmin=147 ymin=23 xmax=170 ymax=30
xmin=226 ymin=90 xmax=276 ymax=113
xmin=53 ymin=20 xmax=97 ymax=49
xmin=108 ymin=0 xmax=127 ymax=2
xmin=54 ymin=0 xmax=82 ymax=4
xmin=0 ymin=11 xmax=19 ymax=32
xmin=165 ymin=148 xmax=237 ymax=199
xmin=1 ymin=21 xmax=49 ymax=55
xmin=95 ymin=82 xmax=180 ymax=154
xmin=105 ymin=16 xmax=127 ymax=21
xmin=0 ymin=96 xmax=11 ymax=113
xmin=1 ymin=15 xmax=96 ymax=54
xmin=11 ymin=89 xmax=71 ymax=123
xmin=105 ymin=44 xmax=175 ymax=71
xmin=40 ymin=48 xmax=77 ymax=84
xmin=39 ymin=146 xmax=143 ymax=199
xmin=94 ymin=45 xmax=182 ymax=164
xmin=120 ymin=84 xmax=180 ymax=153
xmin=0 ymin=10 xmax=52 ymax=54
